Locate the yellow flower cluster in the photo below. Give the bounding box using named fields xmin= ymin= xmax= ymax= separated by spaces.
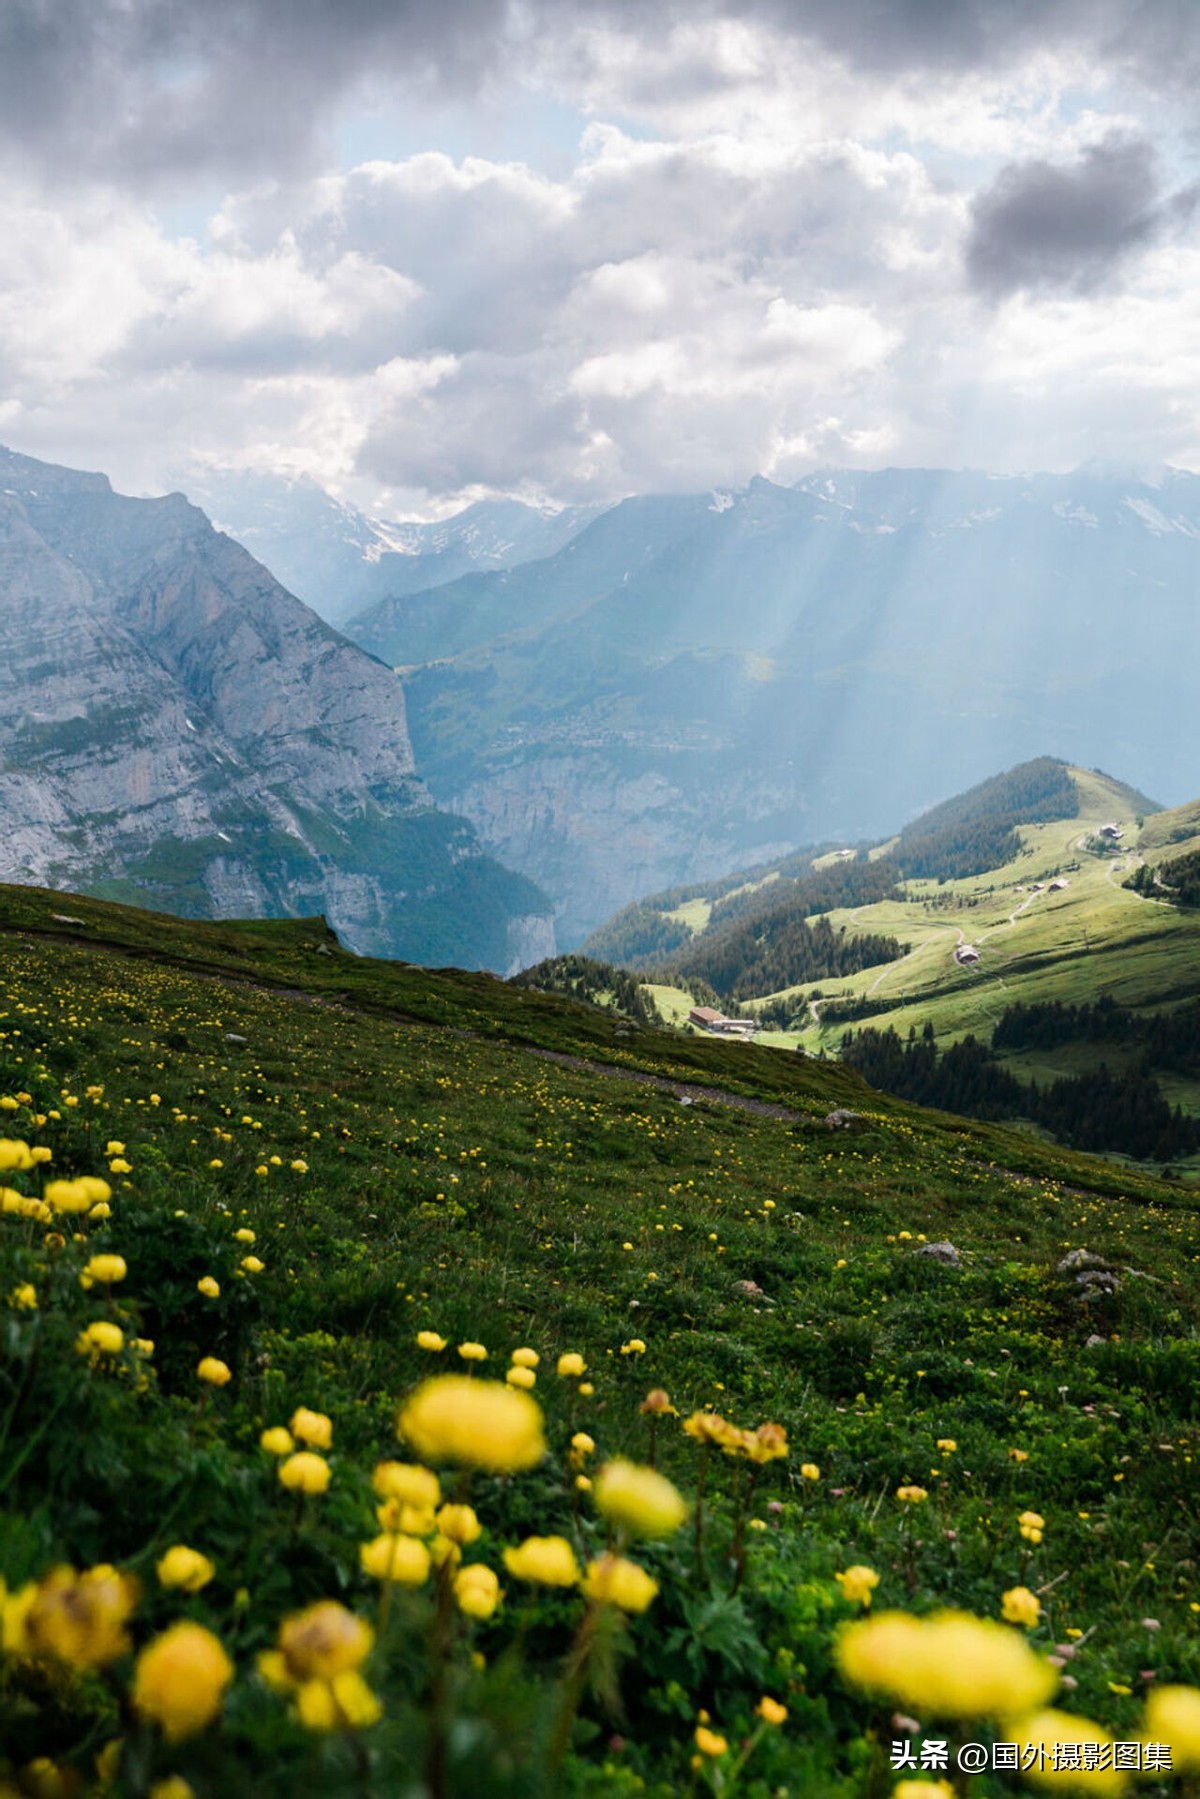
xmin=837 ymin=1609 xmax=1058 ymax=1719
xmin=259 ymin=1600 xmax=380 ymax=1732
xmin=397 ymin=1375 xmax=545 ymax=1472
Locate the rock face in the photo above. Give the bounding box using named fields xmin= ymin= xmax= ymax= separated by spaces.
xmin=0 ymin=447 xmax=551 ymax=972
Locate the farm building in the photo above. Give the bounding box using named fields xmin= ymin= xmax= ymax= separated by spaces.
xmin=688 ymin=1006 xmax=758 ymax=1038
xmin=954 ymin=944 xmax=981 ymax=966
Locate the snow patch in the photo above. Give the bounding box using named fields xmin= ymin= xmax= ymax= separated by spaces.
xmin=708 ymin=491 xmax=735 ymax=513
xmin=1053 ymin=501 xmax=1098 ymax=526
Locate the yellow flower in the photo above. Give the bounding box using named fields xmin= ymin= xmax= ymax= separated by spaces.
xmin=416 ymin=1331 xmax=448 ymax=1352
xmin=1009 ymin=1710 xmax=1127 ymax=1793
xmin=290 ymin=1407 xmax=333 ymax=1450
xmin=149 ymin=1779 xmax=196 ymax=1799
xmin=1 ymin=1577 xmax=36 ymax=1653
xmin=9 ymin=1283 xmax=37 ymax=1309
xmin=397 ymin=1375 xmax=545 ymax=1473
xmin=457 ymin=1341 xmax=488 ymax=1362
xmin=640 ymin=1388 xmax=675 ymax=1415
xmin=76 ymin=1321 xmax=124 ymax=1357
xmin=511 ymin=1346 xmax=539 ymax=1368
xmin=0 ymin=1139 xmax=35 ymax=1171
xmin=455 ymin=1564 xmax=502 ymax=1619
xmin=1019 ymin=1509 xmax=1046 ymax=1544
xmin=800 ymin=1461 xmax=820 ymax=1481
xmin=936 ymin=1438 xmax=958 ymax=1453
xmin=241 ymin=1255 xmax=265 ymax=1273
xmin=278 ymin=1452 xmax=330 ymax=1495
xmin=1002 ymin=1585 xmax=1042 ymax=1628
xmin=156 ymin=1547 xmax=215 ymax=1593
xmin=260 ymin=1426 xmax=295 ymax=1456
xmin=695 ymin=1726 xmax=728 ymax=1756
xmin=896 ymin=1485 xmax=928 ymax=1504
xmin=556 ymin=1352 xmax=586 ymax=1377
xmin=295 ymin=1670 xmax=382 ymax=1732
xmin=109 ymin=1158 xmax=133 ymax=1175
xmin=277 ymin=1601 xmax=372 ymax=1682
xmin=196 ymin=1357 xmax=231 ymax=1387
xmin=235 ymin=1227 xmax=256 ymax=1243
xmin=290 ymin=1160 xmax=308 ymax=1173
xmin=757 ymin=1695 xmax=787 ymax=1725
xmin=570 ymin=1431 xmax=595 ymax=1457
xmin=81 ymin=1253 xmax=127 ymax=1287
xmin=1142 ymin=1686 xmax=1200 ymax=1769
xmin=1009 ymin=1447 xmax=1030 ymax=1462
xmin=837 ymin=1610 xmax=1058 ymax=1719
xmin=744 ymin=1423 xmax=789 ymax=1464
xmin=360 ymin=1534 xmax=431 ymax=1585
xmin=134 ymin=1622 xmax=233 ymax=1741
xmin=620 ymin=1338 xmax=647 ymax=1355
xmin=593 ymin=1459 xmax=687 ymax=1538
xmin=502 ymin=1536 xmax=581 ymax=1587
xmin=376 ymin=1498 xmax=435 ymax=1536
xmin=893 ymin=1784 xmax=955 ymax=1799
xmin=372 ymin=1461 xmax=441 ymax=1508
xmin=505 ymin=1364 xmax=536 ymax=1389
xmin=683 ymin=1410 xmax=739 ymax=1449
xmin=196 ymin=1276 xmax=220 ymax=1299
xmin=582 ymin=1554 xmax=658 ymax=1613
xmin=835 ymin=1566 xmax=880 ymax=1608
xmin=105 ymin=1140 xmax=125 ymax=1156
xmin=436 ymin=1503 xmax=482 ymax=1546
xmin=26 ymin=1565 xmax=139 ymax=1668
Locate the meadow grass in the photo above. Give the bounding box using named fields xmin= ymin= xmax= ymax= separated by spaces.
xmin=1 ymin=885 xmax=1199 ymax=1795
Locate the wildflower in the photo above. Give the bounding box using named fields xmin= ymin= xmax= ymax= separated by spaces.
xmin=156 ymin=1547 xmax=215 ymax=1593
xmin=436 ymin=1503 xmax=482 ymax=1546
xmin=594 ymin=1459 xmax=687 ymax=1538
xmin=196 ymin=1276 xmax=220 ymax=1299
xmin=295 ymin=1670 xmax=382 ymax=1731
xmin=640 ymin=1388 xmax=675 ymax=1415
xmin=571 ymin=1431 xmax=595 ymax=1457
xmin=894 ymin=1785 xmax=955 ymax=1799
xmin=373 ymin=1461 xmax=440 ymax=1508
xmin=1009 ymin=1710 xmax=1125 ymax=1793
xmin=134 ymin=1622 xmax=233 ymax=1741
xmin=757 ymin=1696 xmax=787 ymax=1725
xmin=511 ymin=1346 xmax=539 ymax=1368
xmin=1002 ymin=1586 xmax=1042 ymax=1628
xmin=260 ymin=1426 xmax=295 ymax=1456
xmin=290 ymin=1407 xmax=333 ymax=1450
xmin=148 ymin=1779 xmax=195 ymax=1799
xmin=620 ymin=1338 xmax=647 ymax=1356
xmin=290 ymin=1160 xmax=308 ymax=1173
xmin=276 ymin=1601 xmax=372 ymax=1682
xmin=744 ymin=1423 xmax=789 ymax=1465
xmin=109 ymin=1158 xmax=133 ymax=1175
xmin=835 ymin=1566 xmax=880 ymax=1608
xmin=196 ymin=1357 xmax=231 ymax=1387
xmin=695 ymin=1726 xmax=728 ymax=1756
xmin=455 ymin=1564 xmax=501 ymax=1619
xmin=683 ymin=1411 xmax=740 ymax=1450
xmin=837 ymin=1610 xmax=1058 ymax=1719
xmin=0 ymin=1139 xmax=35 ymax=1171
xmin=506 ymin=1364 xmax=536 ymax=1390
xmin=234 ymin=1228 xmax=256 ymax=1243
xmin=502 ymin=1536 xmax=580 ymax=1587
xmin=896 ymin=1485 xmax=928 ymax=1504
xmin=800 ymin=1461 xmax=820 ymax=1481
xmin=26 ymin=1565 xmax=139 ymax=1667
xmin=360 ymin=1534 xmax=431 ymax=1585
xmin=397 ymin=1375 xmax=545 ymax=1473
xmin=279 ymin=1453 xmax=331 ymax=1495
xmin=582 ymin=1554 xmax=659 ymax=1613
xmin=241 ymin=1255 xmax=265 ymax=1273
xmin=81 ymin=1253 xmax=127 ymax=1288
xmin=936 ymin=1438 xmax=958 ymax=1453
xmin=1009 ymin=1448 xmax=1030 ymax=1462
xmin=9 ymin=1283 xmax=37 ymax=1309
xmin=458 ymin=1341 xmax=488 ymax=1363
xmin=1141 ymin=1685 xmax=1200 ymax=1769
xmin=416 ymin=1330 xmax=448 ymax=1351
xmin=1019 ymin=1509 xmax=1046 ymax=1544
xmin=76 ymin=1321 xmax=124 ymax=1357
xmin=105 ymin=1141 xmax=125 ymax=1156
xmin=556 ymin=1352 xmax=586 ymax=1377
xmin=44 ymin=1177 xmax=95 ymax=1213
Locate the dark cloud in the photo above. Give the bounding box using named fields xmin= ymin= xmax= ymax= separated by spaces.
xmin=964 ymin=136 xmax=1195 ymax=297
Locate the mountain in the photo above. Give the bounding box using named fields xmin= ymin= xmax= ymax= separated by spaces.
xmin=342 ymin=467 xmax=1200 ymax=945
xmin=181 ymin=466 xmax=606 ymax=626
xmin=0 ymin=446 xmax=552 ymax=972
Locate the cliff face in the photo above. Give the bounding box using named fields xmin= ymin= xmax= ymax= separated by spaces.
xmin=0 ymin=448 xmax=552 ymax=972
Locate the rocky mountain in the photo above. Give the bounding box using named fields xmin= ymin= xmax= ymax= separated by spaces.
xmin=0 ymin=447 xmax=552 ymax=971
xmin=342 ymin=468 xmax=1200 ymax=945
xmin=181 ymin=466 xmax=605 ymax=626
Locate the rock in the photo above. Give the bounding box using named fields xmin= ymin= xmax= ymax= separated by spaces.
xmin=917 ymin=1241 xmax=962 ymax=1268
xmin=825 ymin=1108 xmax=865 ymax=1130
xmin=1076 ymin=1269 xmax=1122 ymax=1296
xmin=49 ymin=913 xmax=85 ymax=926
xmin=1058 ymin=1249 xmax=1110 ymax=1274
xmin=1085 ymin=1334 xmax=1107 ymax=1348
xmin=733 ymin=1279 xmax=771 ymax=1303
xmin=223 ymin=1032 xmax=248 ymax=1043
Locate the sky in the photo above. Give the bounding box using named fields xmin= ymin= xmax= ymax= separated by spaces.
xmin=2 ymin=0 xmax=1199 ymax=518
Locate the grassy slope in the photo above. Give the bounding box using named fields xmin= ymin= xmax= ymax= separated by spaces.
xmin=3 ymin=881 xmax=1200 ymax=1793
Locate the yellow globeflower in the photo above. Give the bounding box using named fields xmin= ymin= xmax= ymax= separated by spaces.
xmin=9 ymin=1283 xmax=37 ymax=1310
xmin=896 ymin=1485 xmax=927 ymax=1504
xmin=1141 ymin=1685 xmax=1200 ymax=1770
xmin=799 ymin=1461 xmax=820 ymax=1481
xmin=454 ymin=1564 xmax=502 ymax=1620
xmin=695 ymin=1726 xmax=728 ymax=1756
xmin=936 ymin=1438 xmax=958 ymax=1453
xmin=0 ymin=1139 xmax=35 ymax=1171
xmin=397 ymin=1375 xmax=545 ymax=1473
xmin=372 ymin=1461 xmax=440 ymax=1509
xmin=81 ymin=1253 xmax=127 ymax=1288
xmin=296 ymin=1669 xmax=382 ymax=1732
xmin=156 ymin=1547 xmax=215 ymax=1593
xmin=277 ymin=1601 xmax=372 ymax=1682
xmin=511 ymin=1346 xmax=539 ymax=1368
xmin=26 ymin=1565 xmax=138 ymax=1668
xmin=505 ymin=1365 xmax=536 ymax=1390
xmin=260 ymin=1426 xmax=295 ymax=1457
xmin=1001 ymin=1585 xmax=1042 ymax=1628
xmin=290 ymin=1407 xmax=333 ymax=1450
xmin=582 ymin=1554 xmax=659 ymax=1613
xmin=835 ymin=1566 xmax=880 ymax=1608
xmin=134 ymin=1623 xmax=233 ymax=1741
xmin=235 ymin=1227 xmax=256 ymax=1243
xmin=556 ymin=1352 xmax=586 ymax=1377
xmin=416 ymin=1331 xmax=448 ymax=1352
xmin=1019 ymin=1509 xmax=1046 ymax=1544
xmin=620 ymin=1338 xmax=646 ymax=1356
xmin=149 ymin=1779 xmax=196 ymax=1799
xmin=457 ymin=1341 xmax=488 ymax=1363
xmin=502 ymin=1536 xmax=581 ymax=1587
xmin=196 ymin=1357 xmax=231 ymax=1387
xmin=757 ymin=1695 xmax=788 ymax=1725
xmin=894 ymin=1784 xmax=955 ymax=1799
xmin=278 ymin=1452 xmax=331 ymax=1495
xmin=1009 ymin=1710 xmax=1127 ymax=1794
xmin=437 ymin=1503 xmax=482 ymax=1546
xmin=196 ymin=1277 xmax=220 ymax=1299
xmin=593 ymin=1459 xmax=687 ymax=1539
xmin=837 ymin=1610 xmax=1058 ymax=1720
xmin=360 ymin=1534 xmax=431 ymax=1585
xmin=76 ymin=1321 xmax=124 ymax=1357
xmin=241 ymin=1256 xmax=265 ymax=1274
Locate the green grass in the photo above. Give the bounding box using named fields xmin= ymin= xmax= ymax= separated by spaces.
xmin=2 ymin=882 xmax=1200 ymax=1795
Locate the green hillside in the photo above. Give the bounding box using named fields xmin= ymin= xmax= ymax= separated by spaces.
xmin=2 ymin=882 xmax=1200 ymax=1795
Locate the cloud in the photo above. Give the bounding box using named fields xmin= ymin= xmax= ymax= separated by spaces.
xmin=965 ymin=135 xmax=1197 ymax=296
